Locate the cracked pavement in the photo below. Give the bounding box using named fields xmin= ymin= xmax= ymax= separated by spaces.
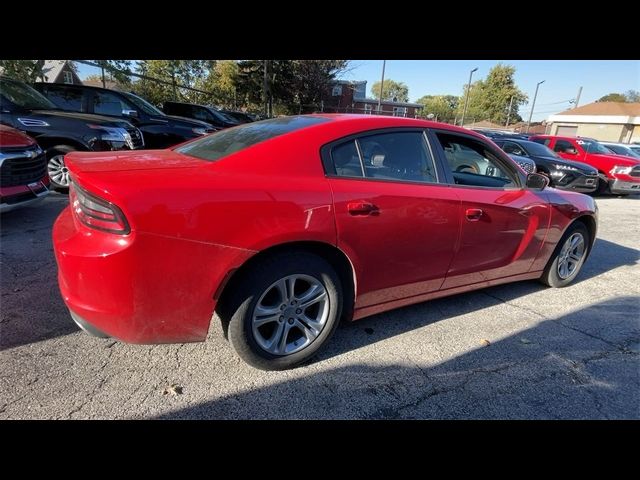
xmin=1 ymin=192 xmax=639 ymax=419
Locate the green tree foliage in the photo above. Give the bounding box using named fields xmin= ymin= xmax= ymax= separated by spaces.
xmin=416 ymin=95 xmax=459 ymax=122
xmin=235 ymin=60 xmax=349 ymax=115
xmin=131 ymin=60 xmax=216 ymax=106
xmin=89 ymin=60 xmax=132 ymax=86
xmin=458 ymin=64 xmax=528 ymax=125
xmin=370 ymin=79 xmax=409 ymax=102
xmin=195 ymin=60 xmax=241 ymax=107
xmin=0 ymin=60 xmax=46 ymax=82
xmin=598 ymin=90 xmax=640 ymax=102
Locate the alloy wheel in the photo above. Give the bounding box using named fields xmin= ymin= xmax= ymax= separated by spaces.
xmin=251 ymin=274 xmax=330 ymax=356
xmin=557 ymin=232 xmax=585 ymax=280
xmin=48 ymin=154 xmax=70 ymax=187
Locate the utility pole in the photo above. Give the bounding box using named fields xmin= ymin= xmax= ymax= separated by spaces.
xmin=101 ymin=65 xmax=106 ymax=88
xmin=505 ymin=96 xmax=514 ymax=127
xmin=574 ymin=86 xmax=583 ymax=109
xmin=460 ymin=67 xmax=478 ymax=127
xmin=263 ymin=60 xmax=268 ymax=118
xmin=377 ymin=60 xmax=386 ymax=113
xmin=526 ymin=80 xmax=545 ymax=133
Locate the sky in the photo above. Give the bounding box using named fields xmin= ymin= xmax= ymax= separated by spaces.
xmin=340 ymin=60 xmax=640 ymax=121
xmin=76 ymin=60 xmax=639 ymax=122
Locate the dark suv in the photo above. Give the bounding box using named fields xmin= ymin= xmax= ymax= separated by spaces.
xmin=163 ymin=101 xmax=240 ymax=129
xmin=1 ymin=76 xmax=144 ymax=190
xmin=33 ymin=83 xmax=216 ymax=149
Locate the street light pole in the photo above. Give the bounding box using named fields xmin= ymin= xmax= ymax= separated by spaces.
xmin=505 ymin=95 xmax=514 ymax=127
xmin=460 ymin=67 xmax=478 ymax=127
xmin=526 ymin=80 xmax=545 ymax=133
xmin=377 ymin=60 xmax=386 ymax=114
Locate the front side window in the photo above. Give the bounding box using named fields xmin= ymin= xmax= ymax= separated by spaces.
xmin=93 ymin=91 xmax=129 ymax=116
xmin=554 ymin=139 xmax=576 ymax=153
xmin=330 ymin=131 xmax=437 ymax=184
xmin=434 ymin=132 xmax=518 ymax=188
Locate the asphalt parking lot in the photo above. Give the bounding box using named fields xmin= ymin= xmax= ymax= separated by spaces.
xmin=1 ymin=192 xmax=639 ymax=419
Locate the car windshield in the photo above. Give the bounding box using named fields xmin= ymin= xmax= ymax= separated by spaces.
xmin=576 ymin=139 xmax=611 ymax=155
xmin=208 ymin=108 xmax=237 ymax=124
xmin=0 ymin=78 xmax=57 ymax=110
xmin=521 ymin=140 xmax=559 ymax=158
xmin=122 ymin=92 xmax=165 ymax=116
xmin=175 ymin=115 xmax=329 ymax=161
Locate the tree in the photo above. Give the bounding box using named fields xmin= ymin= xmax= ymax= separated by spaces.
xmin=598 ymin=90 xmax=640 ymax=102
xmin=0 ymin=60 xmax=45 ymax=82
xmin=625 ymin=90 xmax=640 ymax=102
xmin=235 ymin=60 xmax=349 ymax=115
xmin=131 ymin=60 xmax=216 ymax=106
xmin=458 ymin=64 xmax=528 ymax=125
xmin=598 ymin=93 xmax=627 ymax=102
xmin=370 ymin=79 xmax=409 ymax=102
xmin=89 ymin=60 xmax=133 ymax=86
xmin=416 ymin=95 xmax=459 ymax=122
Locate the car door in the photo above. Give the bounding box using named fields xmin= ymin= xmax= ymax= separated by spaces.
xmin=325 ymin=129 xmax=461 ymax=309
xmin=429 ymin=130 xmax=550 ymax=289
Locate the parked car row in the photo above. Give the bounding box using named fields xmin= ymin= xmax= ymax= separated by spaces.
xmin=471 ymin=128 xmax=640 ymax=196
xmin=0 ymin=76 xmax=260 ymax=198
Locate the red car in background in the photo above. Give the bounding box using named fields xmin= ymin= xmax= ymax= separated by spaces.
xmin=53 ymin=115 xmax=597 ymax=370
xmin=530 ymin=135 xmax=640 ymax=195
xmin=0 ymin=125 xmax=49 ymax=212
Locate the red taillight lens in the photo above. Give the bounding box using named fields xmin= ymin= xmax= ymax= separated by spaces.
xmin=69 ymin=182 xmax=130 ymax=234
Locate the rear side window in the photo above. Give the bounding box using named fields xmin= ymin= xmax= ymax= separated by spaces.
xmin=329 ymin=131 xmax=438 ymax=184
xmin=44 ymin=86 xmax=83 ymax=111
xmin=176 ymin=116 xmax=329 ymax=161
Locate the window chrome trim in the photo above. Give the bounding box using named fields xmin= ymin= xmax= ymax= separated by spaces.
xmin=353 ymin=138 xmax=366 ymax=177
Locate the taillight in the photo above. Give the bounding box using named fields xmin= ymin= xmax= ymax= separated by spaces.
xmin=69 ymin=182 xmax=130 ymax=234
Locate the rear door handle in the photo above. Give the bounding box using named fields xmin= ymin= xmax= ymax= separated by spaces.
xmin=465 ymin=208 xmax=483 ymax=221
xmin=348 ymin=201 xmax=380 ymax=216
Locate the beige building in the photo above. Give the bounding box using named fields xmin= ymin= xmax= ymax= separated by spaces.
xmin=546 ymin=102 xmax=640 ymax=143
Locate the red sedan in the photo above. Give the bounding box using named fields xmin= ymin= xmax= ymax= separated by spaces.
xmin=53 ymin=115 xmax=598 ymax=370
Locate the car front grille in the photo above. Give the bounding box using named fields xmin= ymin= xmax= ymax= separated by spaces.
xmin=0 ymin=145 xmax=47 ymax=187
xmin=516 ymin=160 xmax=535 ymax=173
xmin=630 ymin=166 xmax=640 ymax=178
xmin=124 ymin=126 xmax=144 ymax=149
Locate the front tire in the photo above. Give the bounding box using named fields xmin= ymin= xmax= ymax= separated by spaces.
xmin=540 ymin=222 xmax=590 ymax=288
xmin=46 ymin=145 xmax=76 ymax=191
xmin=224 ymin=251 xmax=343 ymax=370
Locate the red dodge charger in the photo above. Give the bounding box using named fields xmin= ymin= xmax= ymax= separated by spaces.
xmin=53 ymin=115 xmax=597 ymax=370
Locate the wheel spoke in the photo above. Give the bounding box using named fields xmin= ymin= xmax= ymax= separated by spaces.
xmin=274 ymin=323 xmax=291 ymax=354
xmin=254 ymin=314 xmax=280 ymax=327
xmin=569 ymin=252 xmax=582 ymax=262
xmin=298 ymin=285 xmax=327 ymax=309
xmin=297 ymin=315 xmax=322 ymax=338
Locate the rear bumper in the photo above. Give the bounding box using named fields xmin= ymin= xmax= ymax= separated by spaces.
xmin=610 ymin=179 xmax=640 ymax=194
xmin=53 ymin=206 xmax=255 ymax=344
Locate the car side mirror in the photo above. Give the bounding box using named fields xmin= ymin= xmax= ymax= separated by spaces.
xmin=526 ymin=172 xmax=549 ymax=190
xmin=122 ymin=109 xmax=139 ymax=118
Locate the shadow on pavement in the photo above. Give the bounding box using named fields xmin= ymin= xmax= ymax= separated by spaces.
xmin=155 ymin=296 xmax=640 ymax=419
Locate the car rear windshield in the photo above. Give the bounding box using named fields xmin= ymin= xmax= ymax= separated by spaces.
xmin=175 ymin=115 xmax=329 ymax=161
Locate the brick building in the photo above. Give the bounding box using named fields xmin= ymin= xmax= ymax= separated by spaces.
xmin=321 ymin=80 xmax=423 ymax=117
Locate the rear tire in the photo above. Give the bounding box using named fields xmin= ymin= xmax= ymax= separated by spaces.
xmin=222 ymin=251 xmax=343 ymax=370
xmin=539 ymin=222 xmax=590 ymax=288
xmin=46 ymin=145 xmax=76 ymax=191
